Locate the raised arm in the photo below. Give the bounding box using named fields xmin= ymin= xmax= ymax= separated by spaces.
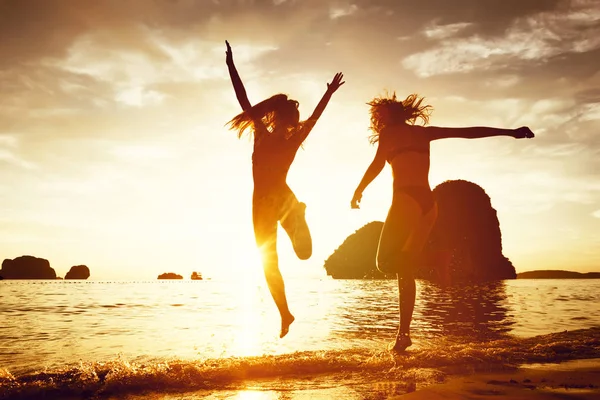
xmin=424 ymin=125 xmax=535 ymax=141
xmin=293 ymin=73 xmax=345 ymax=144
xmin=351 ymin=143 xmax=386 ymax=209
xmin=225 ymin=40 xmax=252 ymax=111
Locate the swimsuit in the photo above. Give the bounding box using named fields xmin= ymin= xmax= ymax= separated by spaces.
xmin=394 ymin=185 xmax=435 ymax=215
xmin=386 ymin=145 xmax=428 ymax=163
xmin=388 ymin=146 xmax=435 ymax=215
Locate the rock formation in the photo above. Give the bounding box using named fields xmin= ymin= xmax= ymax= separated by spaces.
xmin=191 ymin=272 xmax=203 ymax=280
xmin=158 ymin=272 xmax=183 ymax=280
xmin=421 ymin=180 xmax=516 ymax=282
xmin=0 ymin=256 xmax=57 ymax=279
xmin=324 ymin=180 xmax=516 ymax=283
xmin=323 ymin=221 xmax=391 ymax=279
xmin=65 ymin=265 xmax=90 ymax=280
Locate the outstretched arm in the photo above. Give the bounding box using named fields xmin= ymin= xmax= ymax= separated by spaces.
xmin=294 ymin=72 xmax=345 ymax=144
xmin=351 ymin=144 xmax=386 ymax=209
xmin=424 ymin=125 xmax=535 ymax=141
xmin=225 ymin=40 xmax=252 ymax=111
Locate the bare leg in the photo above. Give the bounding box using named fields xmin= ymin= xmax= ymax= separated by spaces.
xmin=259 ymin=239 xmax=295 ymax=338
xmin=281 ymin=198 xmax=312 ymax=260
xmin=376 ymin=194 xmax=438 ymax=351
xmin=253 ymin=202 xmax=295 ymax=338
xmin=398 ymin=274 xmax=416 ymax=335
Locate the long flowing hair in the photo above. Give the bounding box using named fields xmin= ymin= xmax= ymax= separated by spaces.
xmin=227 ymin=94 xmax=301 ymax=140
xmin=367 ymin=92 xmax=433 ymax=143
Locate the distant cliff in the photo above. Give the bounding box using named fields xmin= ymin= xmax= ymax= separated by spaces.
xmin=65 ymin=265 xmax=90 ymax=280
xmin=0 ymin=256 xmax=57 ymax=279
xmin=517 ymin=270 xmax=600 ymax=279
xmin=158 ymin=272 xmax=183 ymax=280
xmin=324 ymin=180 xmax=516 ymax=282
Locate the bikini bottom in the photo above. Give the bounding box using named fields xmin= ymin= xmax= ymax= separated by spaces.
xmin=394 ymin=185 xmax=435 ymax=215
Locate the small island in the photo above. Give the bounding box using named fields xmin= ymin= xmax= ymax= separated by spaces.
xmin=517 ymin=270 xmax=600 ymax=279
xmin=157 ymin=272 xmax=183 ymax=280
xmin=65 ymin=265 xmax=90 ymax=280
xmin=0 ymin=255 xmax=57 ymax=279
xmin=191 ymin=271 xmax=203 ymax=280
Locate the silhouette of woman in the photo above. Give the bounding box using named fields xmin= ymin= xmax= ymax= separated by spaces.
xmin=225 ymin=41 xmax=344 ymax=338
xmin=351 ymin=93 xmax=534 ymax=351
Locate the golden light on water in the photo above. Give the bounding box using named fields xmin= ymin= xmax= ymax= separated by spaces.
xmin=232 ymin=390 xmax=278 ymax=400
xmin=231 ymin=282 xmax=269 ymax=357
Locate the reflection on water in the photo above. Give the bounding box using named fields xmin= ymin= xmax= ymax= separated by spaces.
xmin=418 ymin=281 xmax=515 ymax=341
xmin=1 ymin=277 xmax=599 ymax=375
xmin=329 ymin=280 xmax=515 ymax=344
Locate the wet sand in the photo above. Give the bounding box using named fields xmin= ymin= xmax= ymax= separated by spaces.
xmin=395 ymin=358 xmax=600 ymax=400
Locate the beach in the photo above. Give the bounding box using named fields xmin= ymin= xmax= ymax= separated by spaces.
xmin=396 ymin=358 xmax=600 ymax=400
xmin=104 ymin=358 xmax=600 ymax=399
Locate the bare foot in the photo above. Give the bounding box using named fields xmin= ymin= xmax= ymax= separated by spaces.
xmin=280 ymin=313 xmax=295 ymax=338
xmin=387 ymin=333 xmax=412 ymax=352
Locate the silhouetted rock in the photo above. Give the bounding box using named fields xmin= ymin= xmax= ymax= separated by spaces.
xmin=65 ymin=265 xmax=90 ymax=280
xmin=324 ymin=221 xmax=392 ymax=279
xmin=0 ymin=256 xmax=57 ymax=279
xmin=517 ymin=270 xmax=600 ymax=279
xmin=191 ymin=271 xmax=203 ymax=280
xmin=158 ymin=272 xmax=183 ymax=280
xmin=324 ymin=180 xmax=516 ymax=283
xmin=422 ymin=180 xmax=516 ymax=282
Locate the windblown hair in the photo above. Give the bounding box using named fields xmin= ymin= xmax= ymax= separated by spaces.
xmin=368 ymin=93 xmax=433 ymax=143
xmin=227 ymin=94 xmax=301 ymax=140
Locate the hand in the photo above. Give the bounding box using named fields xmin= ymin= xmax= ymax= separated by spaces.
xmin=514 ymin=126 xmax=535 ymax=139
xmin=225 ymin=40 xmax=233 ymax=65
xmin=351 ymin=190 xmax=362 ymax=209
xmin=327 ymin=72 xmax=345 ymax=94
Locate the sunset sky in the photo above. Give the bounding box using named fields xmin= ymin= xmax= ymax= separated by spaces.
xmin=1 ymin=0 xmax=599 ymax=280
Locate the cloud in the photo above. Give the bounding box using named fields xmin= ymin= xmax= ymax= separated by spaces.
xmin=403 ymin=2 xmax=600 ymax=77
xmin=423 ymin=21 xmax=472 ymax=39
xmin=329 ymin=4 xmax=359 ymax=19
xmin=0 ymin=148 xmax=36 ymax=169
xmin=0 ymin=134 xmax=36 ymax=169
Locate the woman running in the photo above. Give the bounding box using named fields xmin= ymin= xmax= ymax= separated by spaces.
xmin=351 ymin=93 xmax=534 ymax=351
xmin=226 ymin=41 xmax=344 ymax=338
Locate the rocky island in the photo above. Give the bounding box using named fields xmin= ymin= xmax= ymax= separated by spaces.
xmin=0 ymin=256 xmax=57 ymax=279
xmin=157 ymin=272 xmax=183 ymax=280
xmin=324 ymin=180 xmax=517 ymax=283
xmin=65 ymin=265 xmax=90 ymax=280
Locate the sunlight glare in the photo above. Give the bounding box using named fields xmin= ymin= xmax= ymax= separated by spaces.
xmin=233 ymin=391 xmax=279 ymax=400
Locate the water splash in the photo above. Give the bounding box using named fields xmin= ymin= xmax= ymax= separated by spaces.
xmin=1 ymin=327 xmax=598 ymax=400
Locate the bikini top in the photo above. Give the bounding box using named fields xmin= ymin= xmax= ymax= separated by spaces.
xmin=387 ymin=145 xmax=429 ymax=163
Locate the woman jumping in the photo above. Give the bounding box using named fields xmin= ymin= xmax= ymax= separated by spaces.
xmin=225 ymin=41 xmax=344 ymax=338
xmin=351 ymin=93 xmax=534 ymax=351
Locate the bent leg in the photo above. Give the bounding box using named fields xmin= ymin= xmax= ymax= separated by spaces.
xmin=253 ymin=202 xmax=295 ymax=338
xmin=280 ymin=197 xmax=312 ymax=260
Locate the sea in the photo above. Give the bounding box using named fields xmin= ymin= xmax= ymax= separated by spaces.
xmin=1 ymin=278 xmax=599 ymax=399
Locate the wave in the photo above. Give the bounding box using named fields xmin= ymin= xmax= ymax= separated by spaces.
xmin=1 ymin=327 xmax=599 ymax=399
